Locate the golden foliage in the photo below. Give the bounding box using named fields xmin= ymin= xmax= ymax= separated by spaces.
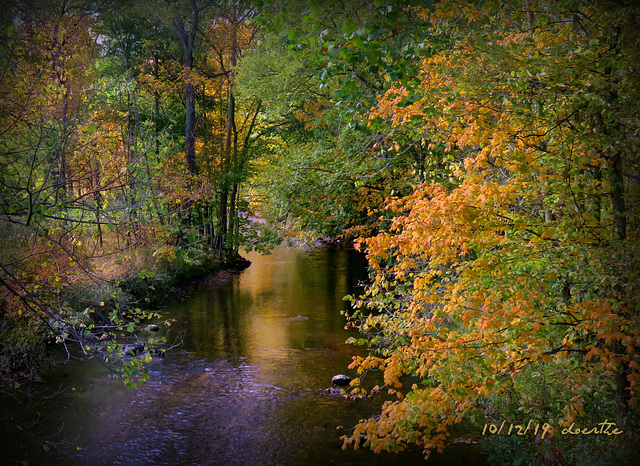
xmin=344 ymin=0 xmax=640 ymax=458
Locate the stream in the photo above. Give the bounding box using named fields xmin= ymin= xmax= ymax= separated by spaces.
xmin=1 ymin=244 xmax=486 ymax=465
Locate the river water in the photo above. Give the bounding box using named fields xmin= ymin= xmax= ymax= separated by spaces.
xmin=1 ymin=245 xmax=486 ymax=465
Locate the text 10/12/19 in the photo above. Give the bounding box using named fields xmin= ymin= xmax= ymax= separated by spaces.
xmin=482 ymin=420 xmax=623 ymax=440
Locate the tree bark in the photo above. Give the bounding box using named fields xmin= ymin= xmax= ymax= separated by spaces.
xmin=174 ymin=0 xmax=212 ymax=174
xmin=213 ymin=9 xmax=238 ymax=252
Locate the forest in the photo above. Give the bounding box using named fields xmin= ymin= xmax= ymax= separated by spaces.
xmin=1 ymin=0 xmax=639 ymax=463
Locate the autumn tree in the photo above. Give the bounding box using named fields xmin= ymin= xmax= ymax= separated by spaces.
xmin=96 ymin=0 xmax=262 ymax=257
xmin=0 ymin=0 xmax=169 ymax=385
xmin=0 ymin=0 xmax=279 ymax=386
xmin=169 ymin=0 xmax=216 ymax=175
xmin=97 ymin=0 xmax=177 ymax=230
xmin=239 ymin=0 xmax=439 ymax=242
xmin=340 ymin=0 xmax=640 ymax=463
xmin=194 ymin=1 xmax=261 ymax=252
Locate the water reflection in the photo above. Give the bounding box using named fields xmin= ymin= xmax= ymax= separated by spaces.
xmin=171 ymin=245 xmax=369 ymax=370
xmin=0 ymin=245 xmax=486 ymax=465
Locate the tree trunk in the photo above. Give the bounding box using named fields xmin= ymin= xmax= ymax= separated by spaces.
xmin=610 ymin=149 xmax=630 ymax=419
xmin=174 ymin=0 xmax=208 ymax=175
xmin=213 ymin=10 xmax=238 ymax=252
xmin=92 ymin=164 xmax=103 ymax=249
xmin=229 ymin=182 xmax=238 ymax=251
xmin=185 ymin=74 xmax=197 ymax=174
xmin=55 ymin=82 xmax=72 ymax=205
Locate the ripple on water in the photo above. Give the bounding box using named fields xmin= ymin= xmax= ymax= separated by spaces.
xmin=8 ymin=246 xmax=485 ymax=466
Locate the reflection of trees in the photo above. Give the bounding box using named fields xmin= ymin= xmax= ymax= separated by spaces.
xmin=184 ymin=279 xmax=247 ymax=359
xmin=179 ymin=246 xmax=368 ymax=359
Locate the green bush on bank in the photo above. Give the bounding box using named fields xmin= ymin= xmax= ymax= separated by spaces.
xmin=0 ymin=319 xmax=51 ymax=384
xmin=0 ymin=246 xmax=244 ymax=386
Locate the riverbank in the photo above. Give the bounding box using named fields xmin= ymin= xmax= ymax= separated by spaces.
xmin=114 ymin=249 xmax=251 ymax=308
xmin=0 ymin=245 xmax=251 ymax=387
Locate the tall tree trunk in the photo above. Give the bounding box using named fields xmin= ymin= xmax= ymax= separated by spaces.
xmin=54 ymin=79 xmax=73 ymax=206
xmin=228 ymin=181 xmax=238 ymax=251
xmin=611 ymin=152 xmax=626 ymax=243
xmin=127 ymin=86 xmax=138 ymax=225
xmin=154 ymin=54 xmax=161 ymax=158
xmin=174 ymin=0 xmax=212 ymax=175
xmin=173 ymin=1 xmax=213 ymax=246
xmin=600 ymin=54 xmax=631 ymax=420
xmin=50 ymin=11 xmax=73 ymax=206
xmin=214 ymin=10 xmax=238 ymax=252
xmin=184 ymin=73 xmax=196 ymax=174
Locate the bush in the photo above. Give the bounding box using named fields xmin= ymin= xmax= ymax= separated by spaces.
xmin=0 ymin=314 xmax=51 ymax=383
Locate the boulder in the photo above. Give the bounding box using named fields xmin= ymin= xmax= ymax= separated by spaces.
xmin=332 ymin=374 xmax=351 ymax=386
xmin=122 ymin=343 xmax=145 ymax=357
xmin=121 ymin=343 xmax=164 ymax=358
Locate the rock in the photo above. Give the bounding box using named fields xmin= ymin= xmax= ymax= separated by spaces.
xmin=332 ymin=374 xmax=351 ymax=386
xmin=122 ymin=343 xmax=145 ymax=357
xmin=143 ymin=324 xmax=160 ymax=332
xmin=121 ymin=343 xmax=164 ymax=358
xmin=322 ymin=387 xmax=344 ymax=395
xmin=288 ymin=315 xmax=308 ymax=321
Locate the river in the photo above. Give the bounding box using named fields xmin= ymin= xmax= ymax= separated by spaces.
xmin=1 ymin=244 xmax=486 ymax=465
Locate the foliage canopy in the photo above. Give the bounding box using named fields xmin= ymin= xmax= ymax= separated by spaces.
xmin=333 ymin=0 xmax=640 ymax=461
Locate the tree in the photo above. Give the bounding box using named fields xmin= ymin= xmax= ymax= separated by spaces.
xmin=173 ymin=0 xmax=216 ymax=174
xmin=341 ymin=0 xmax=640 ymax=462
xmin=0 ymin=0 xmax=167 ymax=386
xmin=198 ymin=1 xmax=260 ymax=252
xmin=96 ymin=0 xmax=265 ymax=255
xmin=1 ymin=0 xmax=280 ymax=386
xmin=238 ymin=0 xmax=436 ymax=242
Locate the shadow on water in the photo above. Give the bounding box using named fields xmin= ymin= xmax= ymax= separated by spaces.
xmin=0 ymin=245 xmax=487 ymax=465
